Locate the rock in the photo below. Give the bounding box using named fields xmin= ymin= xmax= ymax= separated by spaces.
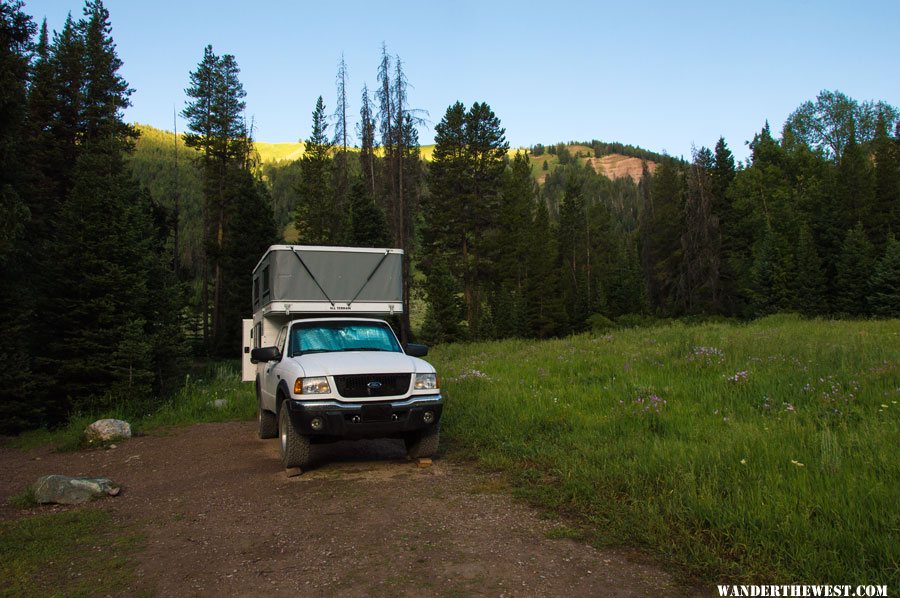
xmin=211 ymin=399 xmax=228 ymax=409
xmin=33 ymin=475 xmax=120 ymax=505
xmin=85 ymin=419 xmax=132 ymax=443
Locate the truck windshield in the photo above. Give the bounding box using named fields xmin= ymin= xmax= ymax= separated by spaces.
xmin=288 ymin=321 xmax=402 ymax=357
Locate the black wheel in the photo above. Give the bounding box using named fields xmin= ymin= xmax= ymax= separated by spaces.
xmin=257 ymin=387 xmax=277 ymax=439
xmin=405 ymin=423 xmax=440 ymax=459
xmin=279 ymin=406 xmax=312 ymax=469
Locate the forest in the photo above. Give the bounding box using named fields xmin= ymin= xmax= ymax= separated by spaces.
xmin=1 ymin=0 xmax=898 ymax=433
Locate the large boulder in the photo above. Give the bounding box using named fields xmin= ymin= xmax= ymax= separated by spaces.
xmin=33 ymin=475 xmax=120 ymax=505
xmin=84 ymin=418 xmax=132 ymax=443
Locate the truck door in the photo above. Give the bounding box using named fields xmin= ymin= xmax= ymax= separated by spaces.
xmin=261 ymin=325 xmax=288 ymax=407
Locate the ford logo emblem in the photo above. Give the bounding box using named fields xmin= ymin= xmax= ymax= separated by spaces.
xmin=367 ymin=381 xmax=383 ymax=390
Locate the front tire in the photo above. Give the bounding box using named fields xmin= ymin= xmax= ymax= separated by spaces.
xmin=257 ymin=385 xmax=277 ymax=439
xmin=405 ymin=423 xmax=440 ymax=459
xmin=279 ymin=406 xmax=312 ymax=469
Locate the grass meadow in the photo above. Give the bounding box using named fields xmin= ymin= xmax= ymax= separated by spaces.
xmin=6 ymin=316 xmax=897 ymax=586
xmin=430 ymin=314 xmax=899 ymax=586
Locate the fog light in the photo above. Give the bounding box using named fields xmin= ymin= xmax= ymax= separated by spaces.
xmin=423 ymin=411 xmax=435 ymax=424
xmin=310 ymin=417 xmax=324 ymax=431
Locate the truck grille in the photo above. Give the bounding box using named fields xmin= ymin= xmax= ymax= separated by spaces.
xmin=333 ymin=373 xmax=411 ymax=398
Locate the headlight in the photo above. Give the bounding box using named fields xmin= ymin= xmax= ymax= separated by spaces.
xmin=414 ymin=373 xmax=438 ymax=390
xmin=294 ymin=376 xmax=331 ymax=395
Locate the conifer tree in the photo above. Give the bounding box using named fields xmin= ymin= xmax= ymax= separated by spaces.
xmin=525 ymin=199 xmax=563 ymax=338
xmin=835 ymin=125 xmax=875 ymax=237
xmin=421 ymin=256 xmax=464 ymax=344
xmin=347 ymin=179 xmax=390 ymax=247
xmin=557 ymin=181 xmax=590 ymax=330
xmin=868 ymin=235 xmax=900 ymax=317
xmin=295 ymin=95 xmax=340 ymax=244
xmin=712 ymin=137 xmax=739 ymax=313
xmin=835 ymin=223 xmax=876 ymax=315
xmin=679 ymin=147 xmax=721 ymax=314
xmin=358 ymin=83 xmax=377 ymax=195
xmin=424 ymin=101 xmax=508 ymax=338
xmin=332 ymin=54 xmax=350 ymax=221
xmin=485 ymin=151 xmax=535 ymax=338
xmin=794 ymin=223 xmax=827 ymax=315
xmin=872 ymin=111 xmax=899 ymax=249
xmin=80 ymin=0 xmax=134 ymax=145
xmin=219 ymin=167 xmax=277 ymax=353
xmin=0 ymin=0 xmax=32 ymax=262
xmin=47 ymin=13 xmax=84 ymax=201
xmin=639 ymin=158 xmax=685 ymax=314
xmin=182 ymin=44 xmax=221 ymax=346
xmin=41 ymin=0 xmax=183 ymax=418
xmin=0 ymin=0 xmax=38 ymax=433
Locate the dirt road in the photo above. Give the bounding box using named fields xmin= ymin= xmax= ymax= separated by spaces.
xmin=0 ymin=422 xmax=701 ymax=596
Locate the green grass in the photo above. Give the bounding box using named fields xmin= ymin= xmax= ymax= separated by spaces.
xmin=11 ymin=362 xmax=255 ymax=452
xmin=430 ymin=315 xmax=899 ymax=586
xmin=0 ymin=509 xmax=141 ymax=597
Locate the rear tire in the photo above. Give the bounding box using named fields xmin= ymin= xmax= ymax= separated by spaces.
xmin=405 ymin=423 xmax=440 ymax=459
xmin=257 ymin=383 xmax=277 ymax=439
xmin=279 ymin=406 xmax=312 ymax=469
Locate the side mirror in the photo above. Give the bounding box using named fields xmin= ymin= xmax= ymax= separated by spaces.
xmin=404 ymin=343 xmax=429 ymax=357
xmin=251 ymin=346 xmax=281 ymax=364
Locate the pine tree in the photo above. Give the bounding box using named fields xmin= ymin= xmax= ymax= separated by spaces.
xmin=868 ymin=235 xmax=900 ymax=317
xmin=41 ymin=0 xmax=183 ymax=417
xmin=79 ymin=0 xmax=134 ymax=146
xmin=347 ymin=178 xmax=390 ymax=247
xmin=47 ymin=13 xmax=84 ymax=202
xmin=872 ymin=110 xmax=899 ymax=250
xmin=332 ymin=54 xmax=350 ymax=223
xmin=712 ymin=137 xmax=739 ymax=313
xmin=794 ymin=223 xmax=827 ymax=315
xmin=525 ymin=199 xmax=563 ymax=338
xmin=420 ymin=256 xmax=464 ymax=344
xmin=639 ymin=157 xmax=685 ymax=314
xmin=835 ymin=125 xmax=875 ymax=237
xmin=835 ymin=223 xmax=876 ymax=315
xmin=748 ymin=226 xmax=779 ymax=317
xmin=423 ymin=101 xmax=508 ymax=338
xmin=358 ymin=83 xmax=377 ymax=196
xmin=679 ymin=147 xmax=721 ymax=314
xmin=0 ymin=0 xmax=32 ymax=262
xmin=295 ymin=95 xmax=339 ymax=244
xmin=485 ymin=151 xmax=535 ymax=338
xmin=219 ymin=167 xmax=277 ymax=355
xmin=0 ymin=0 xmax=38 ymax=433
xmin=557 ymin=180 xmax=590 ymax=330
xmin=182 ymin=44 xmax=221 ymax=347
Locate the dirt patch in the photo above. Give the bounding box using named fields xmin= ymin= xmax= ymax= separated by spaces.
xmin=586 ymin=154 xmax=657 ymax=183
xmin=0 ymin=423 xmax=705 ymax=596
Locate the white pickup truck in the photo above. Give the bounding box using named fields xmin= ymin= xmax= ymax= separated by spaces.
xmin=242 ymin=246 xmax=442 ymax=470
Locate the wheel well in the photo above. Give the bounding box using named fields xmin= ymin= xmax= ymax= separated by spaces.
xmin=275 ymin=383 xmax=290 ymax=415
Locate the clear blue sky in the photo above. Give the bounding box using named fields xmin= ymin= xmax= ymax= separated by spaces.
xmin=23 ymin=0 xmax=900 ymax=161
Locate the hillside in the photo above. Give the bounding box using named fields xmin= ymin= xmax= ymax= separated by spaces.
xmin=532 ymin=146 xmax=657 ymax=185
xmin=588 ymin=154 xmax=657 ymax=183
xmin=132 ymin=124 xmax=655 ymax=185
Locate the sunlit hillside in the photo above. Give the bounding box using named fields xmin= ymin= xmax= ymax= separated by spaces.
xmin=133 ymin=124 xmax=654 ymax=184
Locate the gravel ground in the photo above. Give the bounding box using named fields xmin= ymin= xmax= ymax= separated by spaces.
xmin=0 ymin=422 xmax=706 ymax=596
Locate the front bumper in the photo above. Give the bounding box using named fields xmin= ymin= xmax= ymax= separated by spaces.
xmin=284 ymin=395 xmax=443 ymax=440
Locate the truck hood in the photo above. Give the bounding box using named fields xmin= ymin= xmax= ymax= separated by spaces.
xmin=290 ymin=351 xmax=434 ymax=377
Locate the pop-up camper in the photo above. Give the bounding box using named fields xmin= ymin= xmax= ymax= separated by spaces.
xmin=242 ymin=245 xmax=441 ymax=471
